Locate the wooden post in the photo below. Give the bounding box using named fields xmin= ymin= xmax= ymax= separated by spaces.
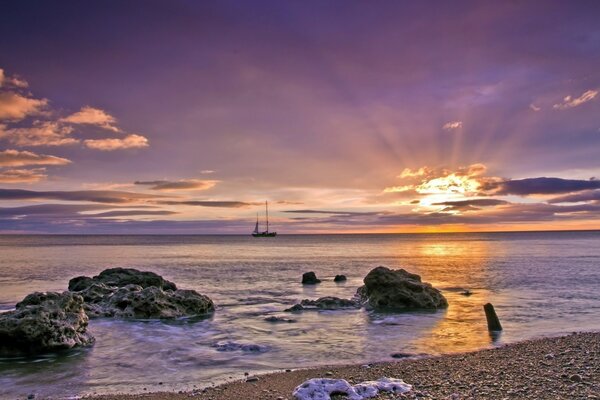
xmin=483 ymin=303 xmax=502 ymax=331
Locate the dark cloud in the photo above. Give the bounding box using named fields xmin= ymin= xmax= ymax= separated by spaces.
xmin=548 ymin=190 xmax=600 ymax=204
xmin=283 ymin=209 xmax=380 ymax=216
xmin=483 ymin=178 xmax=600 ymax=196
xmin=134 ymin=180 xmax=216 ymax=191
xmin=157 ymin=200 xmax=258 ymax=208
xmin=0 ymin=188 xmax=165 ymax=203
xmin=432 ymin=199 xmax=509 ymax=211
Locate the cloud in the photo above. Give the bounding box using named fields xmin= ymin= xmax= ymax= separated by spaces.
xmin=443 ymin=121 xmax=462 ymax=130
xmin=0 ymin=68 xmax=28 ymax=88
xmin=284 ymin=209 xmax=379 ymax=216
xmin=200 ymin=170 xmax=215 ymax=174
xmin=548 ymin=189 xmax=600 ymax=204
xmin=157 ymin=200 xmax=257 ymax=208
xmin=135 ymin=179 xmax=217 ymax=191
xmin=0 ymin=188 xmax=165 ymax=204
xmin=432 ymin=198 xmax=509 ymax=211
xmin=0 ymin=168 xmax=47 ymax=183
xmin=553 ymin=89 xmax=598 ymax=110
xmin=482 ymin=177 xmax=600 ymax=196
xmin=0 ymin=121 xmax=78 ymax=146
xmin=84 ymin=134 xmax=149 ymax=150
xmin=0 ymin=92 xmax=48 ymax=121
xmin=89 ymin=210 xmax=177 ymax=218
xmin=0 ymin=149 xmax=71 ymax=167
xmin=529 ymin=103 xmax=541 ymax=112
xmin=61 ymin=106 xmax=120 ymax=132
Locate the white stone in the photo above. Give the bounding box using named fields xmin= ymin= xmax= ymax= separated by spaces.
xmin=292 ymin=377 xmax=412 ymax=400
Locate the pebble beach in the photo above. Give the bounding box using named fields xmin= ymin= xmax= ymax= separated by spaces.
xmin=90 ymin=332 xmax=600 ymax=400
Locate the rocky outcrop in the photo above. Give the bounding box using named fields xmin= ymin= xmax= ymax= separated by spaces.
xmin=68 ymin=267 xmax=177 ymax=292
xmin=356 ymin=266 xmax=447 ymax=310
xmin=285 ymin=296 xmax=360 ymax=312
xmin=302 ymin=271 xmax=321 ymax=285
xmin=0 ymin=291 xmax=94 ymax=356
xmin=334 ymin=274 xmax=347 ymax=282
xmin=69 ymin=268 xmax=214 ymax=319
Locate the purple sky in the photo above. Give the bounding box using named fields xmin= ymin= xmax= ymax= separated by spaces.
xmin=1 ymin=1 xmax=599 ymax=233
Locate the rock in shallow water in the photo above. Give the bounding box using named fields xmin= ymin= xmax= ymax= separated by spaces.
xmin=356 ymin=266 xmax=448 ymax=310
xmin=69 ymin=268 xmax=214 ymax=319
xmin=68 ymin=267 xmax=177 ymax=292
xmin=302 ymin=271 xmax=321 ymax=285
xmin=285 ymin=296 xmax=360 ymax=312
xmin=0 ymin=291 xmax=94 ymax=356
xmin=334 ymin=274 xmax=347 ymax=282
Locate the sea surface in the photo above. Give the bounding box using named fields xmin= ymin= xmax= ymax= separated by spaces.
xmin=1 ymin=231 xmax=599 ymax=398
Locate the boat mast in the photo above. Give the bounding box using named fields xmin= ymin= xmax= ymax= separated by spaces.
xmin=265 ymin=201 xmax=269 ymax=233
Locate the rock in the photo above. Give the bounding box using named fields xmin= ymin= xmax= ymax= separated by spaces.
xmin=390 ymin=352 xmax=413 ymax=359
xmin=285 ymin=297 xmax=360 ymax=312
xmin=302 ymin=271 xmax=321 ymax=285
xmin=460 ymin=289 xmax=473 ymax=296
xmin=292 ymin=377 xmax=411 ymax=400
xmin=264 ymin=315 xmax=297 ymax=323
xmin=0 ymin=291 xmax=95 ymax=356
xmin=299 ymin=297 xmax=360 ymax=310
xmin=213 ymin=341 xmax=269 ymax=353
xmin=284 ymin=304 xmax=305 ymax=312
xmin=334 ymin=274 xmax=347 ymax=282
xmin=246 ymin=376 xmax=259 ymax=383
xmin=68 ymin=267 xmax=177 ymax=292
xmin=570 ymin=374 xmax=582 ymax=382
xmin=69 ymin=268 xmax=214 ymax=319
xmin=356 ymin=266 xmax=448 ymax=310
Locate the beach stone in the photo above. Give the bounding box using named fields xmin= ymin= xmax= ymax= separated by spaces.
xmin=264 ymin=315 xmax=297 ymax=323
xmin=0 ymin=291 xmax=94 ymax=356
xmin=356 ymin=266 xmax=448 ymax=310
xmin=302 ymin=271 xmax=321 ymax=284
xmin=284 ymin=304 xmax=305 ymax=312
xmin=68 ymin=268 xmax=214 ymax=319
xmin=334 ymin=274 xmax=347 ymax=282
xmin=68 ymin=267 xmax=177 ymax=292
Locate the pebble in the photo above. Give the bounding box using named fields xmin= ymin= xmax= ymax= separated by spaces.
xmin=246 ymin=376 xmax=259 ymax=383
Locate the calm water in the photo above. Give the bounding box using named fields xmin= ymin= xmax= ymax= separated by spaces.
xmin=1 ymin=232 xmax=599 ymax=398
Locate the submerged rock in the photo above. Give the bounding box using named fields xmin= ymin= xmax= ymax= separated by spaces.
xmin=292 ymin=377 xmax=411 ymax=400
xmin=69 ymin=268 xmax=214 ymax=319
xmin=302 ymin=271 xmax=321 ymax=285
xmin=264 ymin=315 xmax=297 ymax=323
xmin=334 ymin=274 xmax=347 ymax=282
xmin=285 ymin=296 xmax=360 ymax=312
xmin=356 ymin=266 xmax=448 ymax=310
xmin=0 ymin=291 xmax=94 ymax=356
xmin=213 ymin=341 xmax=269 ymax=353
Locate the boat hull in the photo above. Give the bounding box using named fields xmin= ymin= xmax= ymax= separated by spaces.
xmin=252 ymin=232 xmax=277 ymax=237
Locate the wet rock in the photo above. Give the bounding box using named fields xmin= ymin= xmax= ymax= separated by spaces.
xmin=69 ymin=268 xmax=214 ymax=319
xmin=334 ymin=274 xmax=347 ymax=282
xmin=81 ymin=285 xmax=214 ymax=319
xmin=264 ymin=315 xmax=297 ymax=323
xmin=292 ymin=377 xmax=412 ymax=400
xmin=284 ymin=304 xmax=305 ymax=312
xmin=68 ymin=267 xmax=177 ymax=292
xmin=300 ymin=296 xmax=360 ymax=310
xmin=0 ymin=291 xmax=95 ymax=356
xmin=302 ymin=271 xmax=321 ymax=285
xmin=460 ymin=289 xmax=473 ymax=296
xmin=213 ymin=341 xmax=269 ymax=353
xmin=390 ymin=352 xmax=413 ymax=359
xmin=356 ymin=266 xmax=448 ymax=310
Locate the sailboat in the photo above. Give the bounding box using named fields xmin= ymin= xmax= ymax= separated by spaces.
xmin=252 ymin=201 xmax=277 ymax=237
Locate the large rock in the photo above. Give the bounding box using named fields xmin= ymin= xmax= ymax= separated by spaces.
xmin=68 ymin=267 xmax=177 ymax=292
xmin=302 ymin=271 xmax=321 ymax=285
xmin=69 ymin=268 xmax=214 ymax=319
xmin=0 ymin=291 xmax=94 ymax=356
xmin=356 ymin=266 xmax=448 ymax=310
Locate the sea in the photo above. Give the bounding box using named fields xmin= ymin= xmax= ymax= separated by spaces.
xmin=0 ymin=231 xmax=599 ymax=398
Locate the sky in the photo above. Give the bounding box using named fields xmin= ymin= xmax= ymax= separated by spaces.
xmin=0 ymin=0 xmax=599 ymax=234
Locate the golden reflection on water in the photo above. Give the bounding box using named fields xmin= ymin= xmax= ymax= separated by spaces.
xmin=408 ymin=238 xmax=506 ymax=353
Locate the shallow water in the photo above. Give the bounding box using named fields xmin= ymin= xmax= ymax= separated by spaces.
xmin=0 ymin=232 xmax=599 ymax=398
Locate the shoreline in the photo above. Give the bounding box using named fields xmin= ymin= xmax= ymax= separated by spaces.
xmin=89 ymin=331 xmax=600 ymax=400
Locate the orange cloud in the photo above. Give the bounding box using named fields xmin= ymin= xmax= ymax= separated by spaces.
xmin=61 ymin=106 xmax=121 ymax=132
xmin=0 ymin=149 xmax=71 ymax=167
xmin=134 ymin=179 xmax=217 ymax=191
xmin=0 ymin=168 xmax=47 ymax=183
xmin=0 ymin=121 xmax=78 ymax=146
xmin=553 ymin=89 xmax=597 ymax=110
xmin=0 ymin=92 xmax=48 ymax=121
xmin=84 ymin=134 xmax=149 ymax=150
